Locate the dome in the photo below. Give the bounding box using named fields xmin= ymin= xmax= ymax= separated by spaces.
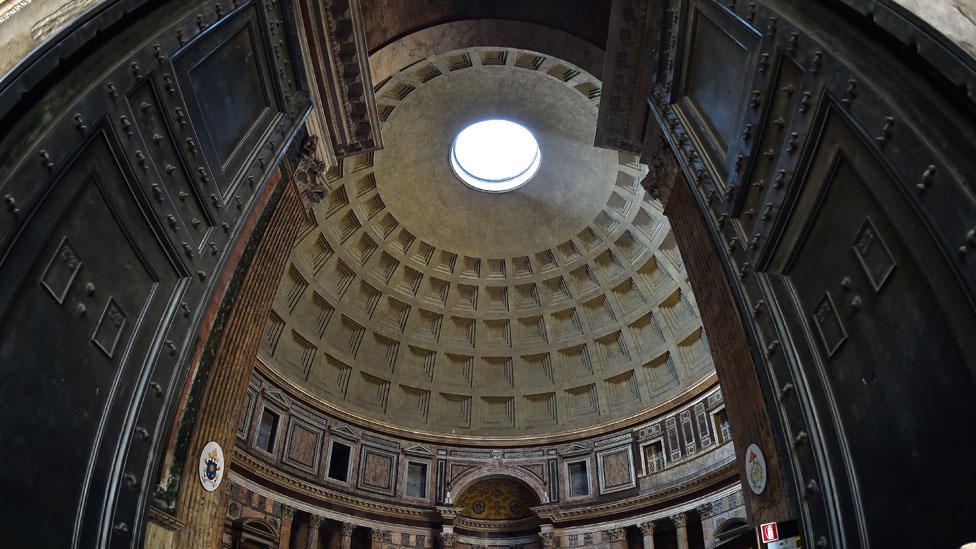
xmin=260 ymin=47 xmax=715 ymax=440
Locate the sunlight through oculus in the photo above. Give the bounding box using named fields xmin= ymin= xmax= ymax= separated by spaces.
xmin=450 ymin=119 xmax=541 ymax=192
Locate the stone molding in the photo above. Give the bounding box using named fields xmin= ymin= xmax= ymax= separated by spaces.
xmin=595 ymin=0 xmax=658 ymax=153
xmin=447 ymin=463 xmax=550 ymax=505
xmin=697 ymin=502 xmax=714 ymax=519
xmin=234 ymin=442 xmax=737 ymax=526
xmin=539 ymin=531 xmax=560 ymax=547
xmin=295 ymin=0 xmax=382 ymax=161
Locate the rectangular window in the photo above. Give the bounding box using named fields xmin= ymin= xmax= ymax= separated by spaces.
xmin=255 ymin=408 xmax=279 ymax=453
xmin=643 ymin=441 xmax=665 ymax=473
xmin=713 ymin=408 xmax=732 ymax=443
xmin=568 ymin=461 xmax=589 ymax=497
xmin=327 ymin=440 xmax=352 ymax=482
xmin=406 ymin=462 xmax=428 ymax=499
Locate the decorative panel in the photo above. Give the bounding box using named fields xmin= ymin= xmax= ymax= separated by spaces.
xmin=676 ymin=0 xmax=759 ymax=182
xmin=284 ymin=418 xmax=323 ymax=472
xmin=173 ymin=5 xmax=280 ymax=196
xmin=596 ymin=446 xmax=636 ymax=494
xmin=455 ymin=478 xmax=538 ymax=520
xmin=358 ymin=446 xmax=398 ymax=496
xmin=0 ymin=135 xmax=185 ymax=547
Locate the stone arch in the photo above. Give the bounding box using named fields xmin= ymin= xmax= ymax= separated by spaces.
xmin=369 ymin=19 xmax=604 ymax=84
xmin=230 ymin=517 xmax=280 ymax=547
xmin=713 ymin=517 xmax=748 ymax=537
xmin=446 ymin=463 xmax=550 ymax=505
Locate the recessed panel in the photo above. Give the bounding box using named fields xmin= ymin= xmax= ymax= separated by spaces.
xmin=190 ymin=26 xmax=268 ymax=165
xmin=175 ymin=6 xmax=278 ymax=194
xmin=0 ymin=136 xmax=182 ymax=546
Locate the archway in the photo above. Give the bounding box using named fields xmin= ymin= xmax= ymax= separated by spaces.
xmin=0 ymin=1 xmax=973 ymax=547
xmin=229 ymin=518 xmax=279 ymax=549
xmin=713 ymin=518 xmax=749 ymax=548
xmin=447 ymin=464 xmax=550 ymax=506
xmin=450 ymin=476 xmax=543 ymax=548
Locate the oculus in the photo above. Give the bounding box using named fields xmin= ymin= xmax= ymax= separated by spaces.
xmin=450 ymin=119 xmax=541 ymax=192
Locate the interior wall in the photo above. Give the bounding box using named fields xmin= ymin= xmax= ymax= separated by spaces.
xmin=647 ymin=0 xmax=976 ymax=546
xmin=664 ymin=179 xmax=791 ymax=522
xmin=0 ymin=0 xmax=312 ymax=545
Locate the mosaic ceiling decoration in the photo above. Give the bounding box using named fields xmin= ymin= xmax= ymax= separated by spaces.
xmin=455 ymin=477 xmax=540 ymax=521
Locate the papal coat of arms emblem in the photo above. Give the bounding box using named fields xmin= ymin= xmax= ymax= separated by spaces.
xmin=198 ymin=441 xmax=224 ymax=492
xmin=745 ymin=443 xmax=767 ymax=495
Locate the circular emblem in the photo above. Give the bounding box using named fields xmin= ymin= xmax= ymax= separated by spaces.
xmin=745 ymin=443 xmax=767 ymax=495
xmin=198 ymin=441 xmax=225 ymax=492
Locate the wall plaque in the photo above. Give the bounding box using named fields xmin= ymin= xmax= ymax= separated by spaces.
xmin=198 ymin=441 xmax=225 ymax=492
xmin=745 ymin=443 xmax=767 ymax=495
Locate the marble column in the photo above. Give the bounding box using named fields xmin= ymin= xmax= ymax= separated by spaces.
xmin=698 ymin=503 xmax=716 ymax=549
xmin=370 ymin=528 xmax=384 ymax=549
xmin=638 ymin=521 xmax=655 ymax=549
xmin=306 ymin=515 xmax=323 ymax=549
xmin=672 ymin=513 xmax=689 ymax=549
xmin=277 ymin=506 xmax=295 ymax=549
xmin=340 ymin=522 xmax=355 ymax=549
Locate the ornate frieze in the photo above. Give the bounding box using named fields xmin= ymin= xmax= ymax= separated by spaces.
xmin=595 ymin=0 xmax=659 ymax=153
xmin=293 ymin=135 xmax=330 ymax=206
xmin=697 ymin=502 xmax=714 ymax=519
xmin=295 ymin=0 xmax=382 ymax=162
xmin=539 ymin=531 xmax=560 ymax=547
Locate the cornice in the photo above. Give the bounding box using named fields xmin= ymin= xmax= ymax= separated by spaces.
xmin=595 ymin=0 xmax=658 ymax=153
xmin=548 ymin=460 xmax=737 ymax=524
xmin=231 ymin=441 xmax=736 ymax=527
xmin=454 ymin=515 xmax=540 ymax=532
xmin=233 ymin=449 xmax=439 ymax=523
xmin=295 ymin=0 xmax=382 ymax=161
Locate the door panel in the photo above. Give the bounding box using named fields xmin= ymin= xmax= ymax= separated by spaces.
xmin=0 ymin=133 xmax=184 ymax=548
xmin=649 ymin=0 xmax=976 ymax=546
xmin=675 ymin=0 xmax=759 ymax=185
xmin=772 ymin=107 xmax=976 ymax=547
xmin=174 ymin=5 xmax=281 ymax=196
xmin=0 ymin=0 xmax=308 ymax=545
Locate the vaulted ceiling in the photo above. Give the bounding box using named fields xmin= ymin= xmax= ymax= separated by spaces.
xmin=360 ymin=0 xmax=613 ymax=53
xmin=260 ymin=37 xmax=716 ymax=440
xmin=455 ymin=477 xmax=540 ymax=520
